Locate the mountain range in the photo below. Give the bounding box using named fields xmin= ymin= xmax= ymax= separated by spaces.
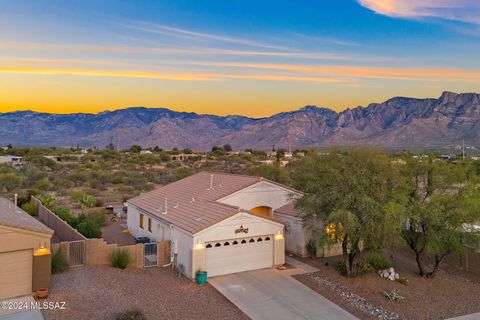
xmin=2 ymin=91 xmax=480 ymax=151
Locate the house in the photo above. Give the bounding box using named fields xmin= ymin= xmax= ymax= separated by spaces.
xmin=127 ymin=172 xmax=312 ymax=278
xmin=170 ymin=153 xmax=201 ymax=161
xmin=140 ymin=150 xmax=153 ymax=155
xmin=44 ymin=155 xmax=62 ymax=162
xmin=0 ymin=155 xmax=24 ymax=167
xmin=0 ymin=197 xmax=53 ymax=299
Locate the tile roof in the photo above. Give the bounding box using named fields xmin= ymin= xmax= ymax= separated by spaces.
xmin=274 ymin=202 xmax=301 ymax=218
xmin=128 ymin=171 xmax=295 ymax=234
xmin=0 ymin=197 xmax=53 ymax=235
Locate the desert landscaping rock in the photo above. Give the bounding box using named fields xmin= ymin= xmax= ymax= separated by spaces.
xmin=308 ymin=272 xmax=403 ymax=320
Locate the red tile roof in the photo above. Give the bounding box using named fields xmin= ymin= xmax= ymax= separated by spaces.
xmin=128 ymin=171 xmax=271 ymax=234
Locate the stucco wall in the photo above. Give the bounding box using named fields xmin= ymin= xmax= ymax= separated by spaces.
xmin=0 ymin=225 xmax=51 ymax=253
xmin=273 ymin=212 xmax=309 ymax=257
xmin=218 ymin=181 xmax=299 ymax=213
xmin=127 ymin=204 xmax=172 ymax=242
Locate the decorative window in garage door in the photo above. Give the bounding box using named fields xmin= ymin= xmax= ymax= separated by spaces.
xmin=205 ymin=235 xmax=273 ymax=249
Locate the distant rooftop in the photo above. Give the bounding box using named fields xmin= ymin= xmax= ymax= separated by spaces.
xmin=0 ymin=197 xmax=53 ymax=234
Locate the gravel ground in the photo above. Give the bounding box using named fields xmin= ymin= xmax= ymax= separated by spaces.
xmin=41 ymin=266 xmax=250 ymax=320
xmin=294 ymin=250 xmax=480 ymax=320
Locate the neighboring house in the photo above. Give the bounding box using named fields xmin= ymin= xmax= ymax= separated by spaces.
xmin=0 ymin=155 xmax=24 ymax=167
xmin=140 ymin=150 xmax=152 ymax=155
xmin=0 ymin=197 xmax=53 ymax=299
xmin=128 ymin=172 xmax=311 ymax=278
xmin=170 ymin=153 xmax=202 ymax=161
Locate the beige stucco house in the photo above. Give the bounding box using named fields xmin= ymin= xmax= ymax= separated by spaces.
xmin=0 ymin=197 xmax=53 ymax=299
xmin=127 ymin=171 xmax=314 ymax=278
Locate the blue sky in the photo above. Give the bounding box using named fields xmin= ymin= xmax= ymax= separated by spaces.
xmin=0 ymin=0 xmax=479 ymax=116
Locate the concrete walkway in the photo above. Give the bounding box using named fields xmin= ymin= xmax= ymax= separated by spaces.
xmin=0 ymin=296 xmax=44 ymax=320
xmin=447 ymin=312 xmax=480 ymax=320
xmin=209 ymin=257 xmax=358 ymax=320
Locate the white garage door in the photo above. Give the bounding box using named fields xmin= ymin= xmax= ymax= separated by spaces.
xmin=0 ymin=250 xmax=33 ymax=299
xmin=205 ymin=235 xmax=273 ymax=277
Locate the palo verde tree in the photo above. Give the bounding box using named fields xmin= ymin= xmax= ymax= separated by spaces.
xmin=401 ymin=156 xmax=480 ymax=277
xmin=291 ymin=148 xmax=406 ymax=277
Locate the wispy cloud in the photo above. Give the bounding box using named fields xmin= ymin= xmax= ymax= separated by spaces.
xmin=120 ymin=21 xmax=288 ymax=50
xmin=357 ymin=0 xmax=480 ymax=25
xmin=0 ymin=41 xmax=350 ymax=61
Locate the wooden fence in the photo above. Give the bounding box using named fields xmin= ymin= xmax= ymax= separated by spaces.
xmin=52 ymin=239 xmax=171 ymax=269
xmin=31 ymin=196 xmax=87 ymax=242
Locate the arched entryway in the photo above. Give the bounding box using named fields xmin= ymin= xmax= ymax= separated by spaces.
xmin=249 ymin=206 xmax=272 ymax=218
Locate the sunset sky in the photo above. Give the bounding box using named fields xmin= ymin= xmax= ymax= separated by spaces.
xmin=0 ymin=0 xmax=479 ymax=117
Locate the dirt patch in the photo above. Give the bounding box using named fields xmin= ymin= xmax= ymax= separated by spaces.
xmin=294 ymin=250 xmax=480 ymax=320
xmin=41 ymin=266 xmax=249 ymax=320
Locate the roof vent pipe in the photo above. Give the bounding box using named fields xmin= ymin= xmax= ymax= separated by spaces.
xmin=163 ymin=197 xmax=168 ymax=214
xmin=209 ymin=174 xmax=214 ymax=190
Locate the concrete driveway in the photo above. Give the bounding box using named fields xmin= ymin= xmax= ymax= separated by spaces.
xmin=208 ymin=257 xmax=358 ymax=320
xmin=0 ymin=296 xmax=44 ymax=320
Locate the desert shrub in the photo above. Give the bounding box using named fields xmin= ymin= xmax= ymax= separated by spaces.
xmin=85 ymin=208 xmax=107 ymax=226
xmin=356 ymin=260 xmax=374 ymax=275
xmin=51 ymin=250 xmax=69 ymax=274
xmin=335 ymin=261 xmax=347 ymax=275
xmin=52 ymin=207 xmax=78 ymax=227
xmin=116 ymin=310 xmax=145 ymax=320
xmin=34 ymin=179 xmax=52 ymax=191
xmin=383 ymin=289 xmax=404 ymax=302
xmin=110 ymin=249 xmax=132 ymax=269
xmin=38 ymin=194 xmax=55 ymax=209
xmin=76 ymin=218 xmax=102 ymax=238
xmin=366 ymin=253 xmax=392 ymax=270
xmin=396 ymin=277 xmax=409 ymax=286
xmin=21 ymin=201 xmax=38 ymax=216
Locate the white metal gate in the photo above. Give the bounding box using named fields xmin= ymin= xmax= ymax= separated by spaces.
xmin=144 ymin=243 xmax=158 ymax=268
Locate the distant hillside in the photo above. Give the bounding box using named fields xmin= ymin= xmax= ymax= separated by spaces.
xmin=1 ymin=92 xmax=480 ymax=151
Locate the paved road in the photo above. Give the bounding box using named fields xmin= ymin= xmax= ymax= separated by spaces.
xmin=209 ymin=257 xmax=358 ymax=320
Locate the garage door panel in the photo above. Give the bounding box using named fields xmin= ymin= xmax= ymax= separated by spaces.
xmin=206 ymin=235 xmax=273 ymax=277
xmin=0 ymin=250 xmax=33 ymax=299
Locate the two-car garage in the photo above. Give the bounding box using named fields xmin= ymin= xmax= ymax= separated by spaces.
xmin=205 ymin=234 xmax=274 ymax=277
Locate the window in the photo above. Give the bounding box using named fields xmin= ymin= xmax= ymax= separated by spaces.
xmin=326 ymin=223 xmax=338 ymax=241
xmin=215 ymin=243 xmax=221 ymax=247
xmin=265 ymin=237 xmax=271 ymax=241
xmin=241 ymin=239 xmax=246 ymax=244
xmin=224 ymin=242 xmax=230 ymax=246
xmin=139 ymin=214 xmax=144 ymax=229
xmin=206 ymin=244 xmax=212 ymax=248
xmin=257 ymin=238 xmax=263 ymax=242
xmin=249 ymin=239 xmax=255 ymax=243
xmin=148 ymin=218 xmax=152 ymax=232
xmin=232 ymin=240 xmax=238 ymax=245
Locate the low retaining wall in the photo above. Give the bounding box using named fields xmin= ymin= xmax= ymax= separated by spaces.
xmin=31 ymin=196 xmax=86 ymax=242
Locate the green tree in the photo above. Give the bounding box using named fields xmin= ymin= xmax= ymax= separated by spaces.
xmin=129 ymin=145 xmax=142 ymax=153
xmin=77 ymin=194 xmax=97 ymax=212
xmin=0 ymin=172 xmax=24 ymax=192
xmin=401 ymin=157 xmax=480 ymax=277
xmin=292 ymin=149 xmax=406 ymax=277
